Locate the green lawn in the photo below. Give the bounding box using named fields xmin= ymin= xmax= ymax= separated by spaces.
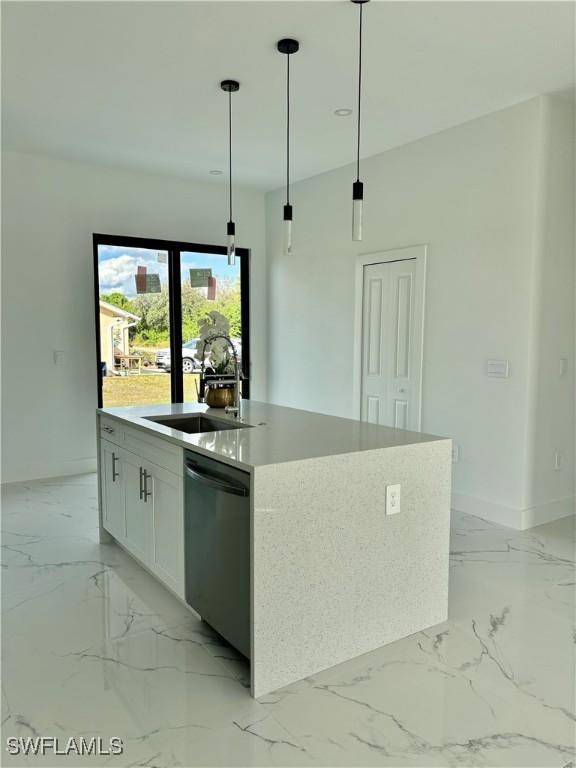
xmin=103 ymin=373 xmax=200 ymax=407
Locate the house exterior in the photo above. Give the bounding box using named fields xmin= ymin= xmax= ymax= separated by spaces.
xmin=99 ymin=300 xmax=140 ymax=372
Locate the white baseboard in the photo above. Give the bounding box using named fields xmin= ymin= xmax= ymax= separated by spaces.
xmin=1 ymin=458 xmax=97 ymax=485
xmin=451 ymin=492 xmax=524 ymax=529
xmin=452 ymin=491 xmax=575 ymax=530
xmin=521 ymin=496 xmax=575 ymax=529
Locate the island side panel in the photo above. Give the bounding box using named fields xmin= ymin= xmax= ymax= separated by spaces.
xmin=96 ymin=414 xmax=112 ymax=544
xmin=251 ymin=440 xmax=452 ymax=698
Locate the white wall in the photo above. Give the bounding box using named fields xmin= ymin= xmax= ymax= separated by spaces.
xmin=524 ymin=95 xmax=575 ymax=528
xmin=1 ymin=151 xmax=267 ymax=483
xmin=266 ymin=96 xmax=575 ymax=529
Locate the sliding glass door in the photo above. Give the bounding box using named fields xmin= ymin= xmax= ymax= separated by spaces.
xmin=93 ymin=235 xmax=250 ymax=408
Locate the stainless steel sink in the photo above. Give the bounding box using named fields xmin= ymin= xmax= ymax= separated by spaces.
xmin=143 ymin=414 xmax=251 ymax=435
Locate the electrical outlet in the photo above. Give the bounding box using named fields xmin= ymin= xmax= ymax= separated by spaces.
xmin=452 ymin=442 xmax=460 ymax=464
xmin=53 ymin=350 xmax=66 ymax=366
xmin=386 ymin=484 xmax=401 ymax=516
xmin=554 ymin=452 xmax=563 ymax=471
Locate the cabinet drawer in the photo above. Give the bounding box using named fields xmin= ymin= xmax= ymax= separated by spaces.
xmin=100 ymin=417 xmax=123 ymax=445
xmin=124 ymin=425 xmax=183 ymax=475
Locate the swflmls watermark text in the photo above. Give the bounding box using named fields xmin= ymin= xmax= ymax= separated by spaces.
xmin=6 ymin=736 xmax=123 ymax=757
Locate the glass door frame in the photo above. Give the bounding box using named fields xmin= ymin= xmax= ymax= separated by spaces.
xmin=92 ymin=233 xmax=251 ymax=408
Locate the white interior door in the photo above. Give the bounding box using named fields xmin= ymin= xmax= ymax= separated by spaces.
xmin=361 ymin=257 xmax=424 ymax=430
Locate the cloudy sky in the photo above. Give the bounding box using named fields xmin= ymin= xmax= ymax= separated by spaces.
xmin=98 ymin=245 xmax=240 ymax=297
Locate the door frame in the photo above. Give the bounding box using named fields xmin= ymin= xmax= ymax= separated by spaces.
xmin=352 ymin=244 xmax=428 ymax=428
xmin=93 ymin=233 xmax=251 ymax=407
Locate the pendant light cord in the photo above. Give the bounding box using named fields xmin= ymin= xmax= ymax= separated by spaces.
xmin=228 ymin=90 xmax=233 ymax=221
xmin=356 ymin=2 xmax=363 ymax=182
xmin=286 ymin=51 xmax=291 ymax=206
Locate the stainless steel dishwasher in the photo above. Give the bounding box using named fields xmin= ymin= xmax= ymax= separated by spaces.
xmin=184 ymin=450 xmax=250 ymax=659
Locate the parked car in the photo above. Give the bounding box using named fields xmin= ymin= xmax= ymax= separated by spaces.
xmin=156 ymin=338 xmax=242 ymax=374
xmin=156 ymin=339 xmax=199 ymax=373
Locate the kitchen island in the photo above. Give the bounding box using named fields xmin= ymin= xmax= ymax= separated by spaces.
xmin=97 ymin=400 xmax=451 ymax=697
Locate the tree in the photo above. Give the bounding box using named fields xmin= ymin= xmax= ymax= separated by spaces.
xmin=100 ymin=292 xmax=137 ymax=314
xmin=131 ymin=289 xmax=170 ymax=345
xmin=129 ymin=276 xmax=242 ymax=348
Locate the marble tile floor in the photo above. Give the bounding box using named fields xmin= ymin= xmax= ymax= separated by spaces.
xmin=1 ymin=474 xmax=574 ymax=768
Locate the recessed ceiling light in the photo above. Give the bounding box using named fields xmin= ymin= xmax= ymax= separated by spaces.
xmin=334 ymin=108 xmax=353 ymax=117
xmin=209 ymin=169 xmax=223 ymax=175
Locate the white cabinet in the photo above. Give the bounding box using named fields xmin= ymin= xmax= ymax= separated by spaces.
xmin=123 ymin=452 xmax=152 ymax=566
xmin=100 ymin=440 xmax=125 ymax=539
xmin=99 ymin=421 xmax=185 ymax=600
xmin=149 ymin=464 xmax=184 ymax=596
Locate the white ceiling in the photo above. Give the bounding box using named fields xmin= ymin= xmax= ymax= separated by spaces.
xmin=2 ymin=1 xmax=574 ymax=190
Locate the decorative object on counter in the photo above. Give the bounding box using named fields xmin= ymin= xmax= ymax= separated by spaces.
xmin=220 ymin=79 xmax=240 ymax=265
xmin=195 ymin=312 xmax=243 ymax=416
xmin=205 ymin=386 xmax=236 ymax=408
xmin=351 ymin=0 xmax=370 ymax=242
xmin=196 ymin=311 xmax=236 ymax=374
xmin=277 ymin=38 xmax=300 ymax=257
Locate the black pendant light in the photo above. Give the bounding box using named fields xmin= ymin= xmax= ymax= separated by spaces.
xmin=221 ymin=79 xmax=240 ymax=265
xmin=277 ymin=38 xmax=299 ymax=256
xmin=351 ymin=0 xmax=369 ymax=241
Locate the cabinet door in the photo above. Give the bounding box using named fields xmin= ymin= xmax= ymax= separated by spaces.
xmin=123 ymin=453 xmax=151 ymax=565
xmin=150 ymin=465 xmax=185 ymax=598
xmin=100 ymin=440 xmax=125 ymax=538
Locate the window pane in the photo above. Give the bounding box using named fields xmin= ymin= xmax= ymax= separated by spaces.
xmin=98 ymin=244 xmax=171 ymax=407
xmin=180 ymin=251 xmax=241 ymax=403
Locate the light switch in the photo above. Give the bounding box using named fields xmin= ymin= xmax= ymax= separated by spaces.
xmin=486 ymin=359 xmax=510 ymax=378
xmin=554 ymin=452 xmax=563 ymax=471
xmin=559 ymin=358 xmax=568 ymax=377
xmin=386 ymin=484 xmax=401 ymax=516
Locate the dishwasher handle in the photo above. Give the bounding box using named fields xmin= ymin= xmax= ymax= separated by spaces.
xmin=185 ymin=462 xmax=248 ymax=497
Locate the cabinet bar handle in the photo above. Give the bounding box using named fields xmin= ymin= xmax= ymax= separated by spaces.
xmin=112 ymin=452 xmax=119 ymax=482
xmin=139 ymin=467 xmax=144 ymax=500
xmin=143 ymin=470 xmax=152 ymax=502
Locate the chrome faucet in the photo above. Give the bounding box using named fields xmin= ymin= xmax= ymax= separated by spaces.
xmin=198 ymin=334 xmax=243 ymax=420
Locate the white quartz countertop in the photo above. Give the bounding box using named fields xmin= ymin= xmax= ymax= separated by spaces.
xmin=98 ymin=401 xmax=447 ymax=470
